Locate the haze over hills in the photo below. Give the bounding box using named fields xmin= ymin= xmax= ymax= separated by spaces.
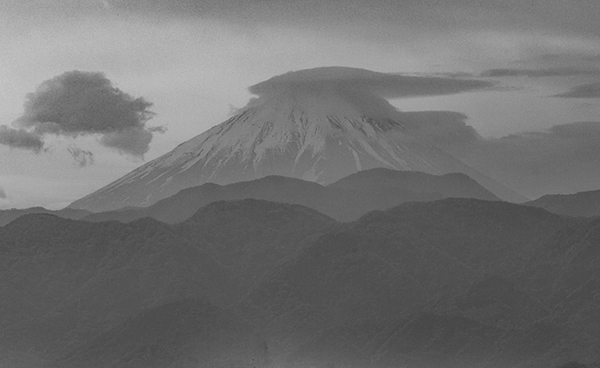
xmin=82 ymin=168 xmax=499 ymax=224
xmin=68 ymin=67 xmax=525 ymax=213
xmin=2 ymin=197 xmax=600 ymax=367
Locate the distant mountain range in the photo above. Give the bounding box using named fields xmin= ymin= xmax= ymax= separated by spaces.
xmin=81 ymin=168 xmax=500 ymax=224
xmin=2 ymin=196 xmax=599 ymax=367
xmin=7 ymin=168 xmax=600 ymax=228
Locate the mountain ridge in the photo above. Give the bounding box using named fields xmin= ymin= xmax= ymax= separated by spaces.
xmin=81 ymin=169 xmax=499 ymax=224
xmin=2 ymin=197 xmax=599 ymax=367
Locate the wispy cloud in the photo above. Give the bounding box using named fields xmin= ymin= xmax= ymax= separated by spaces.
xmin=405 ymin=113 xmax=600 ymax=197
xmin=481 ymin=67 xmax=600 ymax=78
xmin=552 ymin=82 xmax=600 ymax=98
xmin=67 ymin=147 xmax=95 ymax=167
xmin=249 ymin=67 xmax=495 ymax=99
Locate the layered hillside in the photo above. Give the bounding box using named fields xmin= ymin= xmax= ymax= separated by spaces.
xmin=82 ymin=168 xmax=499 ymax=224
xmin=0 ymin=200 xmax=334 ymax=367
xmin=3 ymin=198 xmax=599 ymax=367
xmin=242 ymin=200 xmax=597 ymax=367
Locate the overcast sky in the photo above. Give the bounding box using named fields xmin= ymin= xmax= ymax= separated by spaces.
xmin=1 ymin=0 xmax=599 ymax=209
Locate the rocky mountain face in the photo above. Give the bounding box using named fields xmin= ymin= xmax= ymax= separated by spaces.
xmin=69 ymin=68 xmax=524 ymax=213
xmin=2 ymin=198 xmax=600 ymax=368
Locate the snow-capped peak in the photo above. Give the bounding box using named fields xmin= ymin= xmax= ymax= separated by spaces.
xmin=68 ymin=67 xmax=518 ymax=212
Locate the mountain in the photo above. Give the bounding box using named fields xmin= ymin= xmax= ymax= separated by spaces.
xmin=2 ymin=198 xmax=600 ymax=367
xmin=241 ymin=199 xmax=597 ymax=367
xmin=0 ymin=206 xmax=91 ymax=226
xmin=69 ymin=67 xmax=525 ymax=213
xmin=0 ymin=200 xmax=333 ymax=367
xmin=244 ymin=199 xmax=566 ymax=325
xmin=0 ymin=214 xmax=243 ymax=362
xmin=329 ymin=167 xmax=499 ymax=200
xmin=82 ymin=169 xmax=497 ymax=224
xmin=526 ymin=189 xmax=600 ymax=217
xmin=174 ymin=199 xmax=336 ymax=286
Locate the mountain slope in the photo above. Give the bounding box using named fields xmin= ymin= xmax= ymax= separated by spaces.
xmin=175 ymin=199 xmax=336 ymax=286
xmin=69 ymin=67 xmax=525 ymax=213
xmin=3 ymin=198 xmax=600 ymax=367
xmin=244 ymin=199 xmax=566 ymax=323
xmin=0 ymin=214 xmax=237 ymax=364
xmin=0 ymin=200 xmax=334 ymax=367
xmin=241 ymin=199 xmax=592 ymax=367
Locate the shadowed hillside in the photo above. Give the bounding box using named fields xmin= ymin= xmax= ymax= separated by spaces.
xmin=1 ymin=198 xmax=599 ymax=367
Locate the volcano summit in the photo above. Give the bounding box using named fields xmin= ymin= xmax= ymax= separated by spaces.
xmin=70 ymin=67 xmax=523 ymax=212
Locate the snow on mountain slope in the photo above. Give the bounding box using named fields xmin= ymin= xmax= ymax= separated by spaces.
xmin=69 ymin=68 xmax=525 ymax=212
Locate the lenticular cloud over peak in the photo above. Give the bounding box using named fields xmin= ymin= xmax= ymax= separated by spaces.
xmin=249 ymin=66 xmax=494 ymax=99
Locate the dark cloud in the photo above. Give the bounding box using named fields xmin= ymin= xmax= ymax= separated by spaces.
xmin=0 ymin=126 xmax=45 ymax=153
xmin=481 ymin=67 xmax=600 ymax=78
xmin=6 ymin=0 xmax=600 ymax=44
xmin=103 ymin=0 xmax=600 ymax=38
xmin=98 ymin=127 xmax=152 ymax=157
xmin=67 ymin=147 xmax=95 ymax=167
xmin=552 ymin=82 xmax=600 ymax=98
xmin=249 ymin=67 xmax=494 ymax=99
xmin=0 ymin=70 xmax=162 ymax=158
xmin=0 ymin=187 xmax=6 ymax=199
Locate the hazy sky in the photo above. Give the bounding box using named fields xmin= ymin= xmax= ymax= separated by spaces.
xmin=1 ymin=0 xmax=599 ymax=209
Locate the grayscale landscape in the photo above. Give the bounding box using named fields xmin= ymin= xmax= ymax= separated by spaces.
xmin=0 ymin=1 xmax=599 ymax=367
